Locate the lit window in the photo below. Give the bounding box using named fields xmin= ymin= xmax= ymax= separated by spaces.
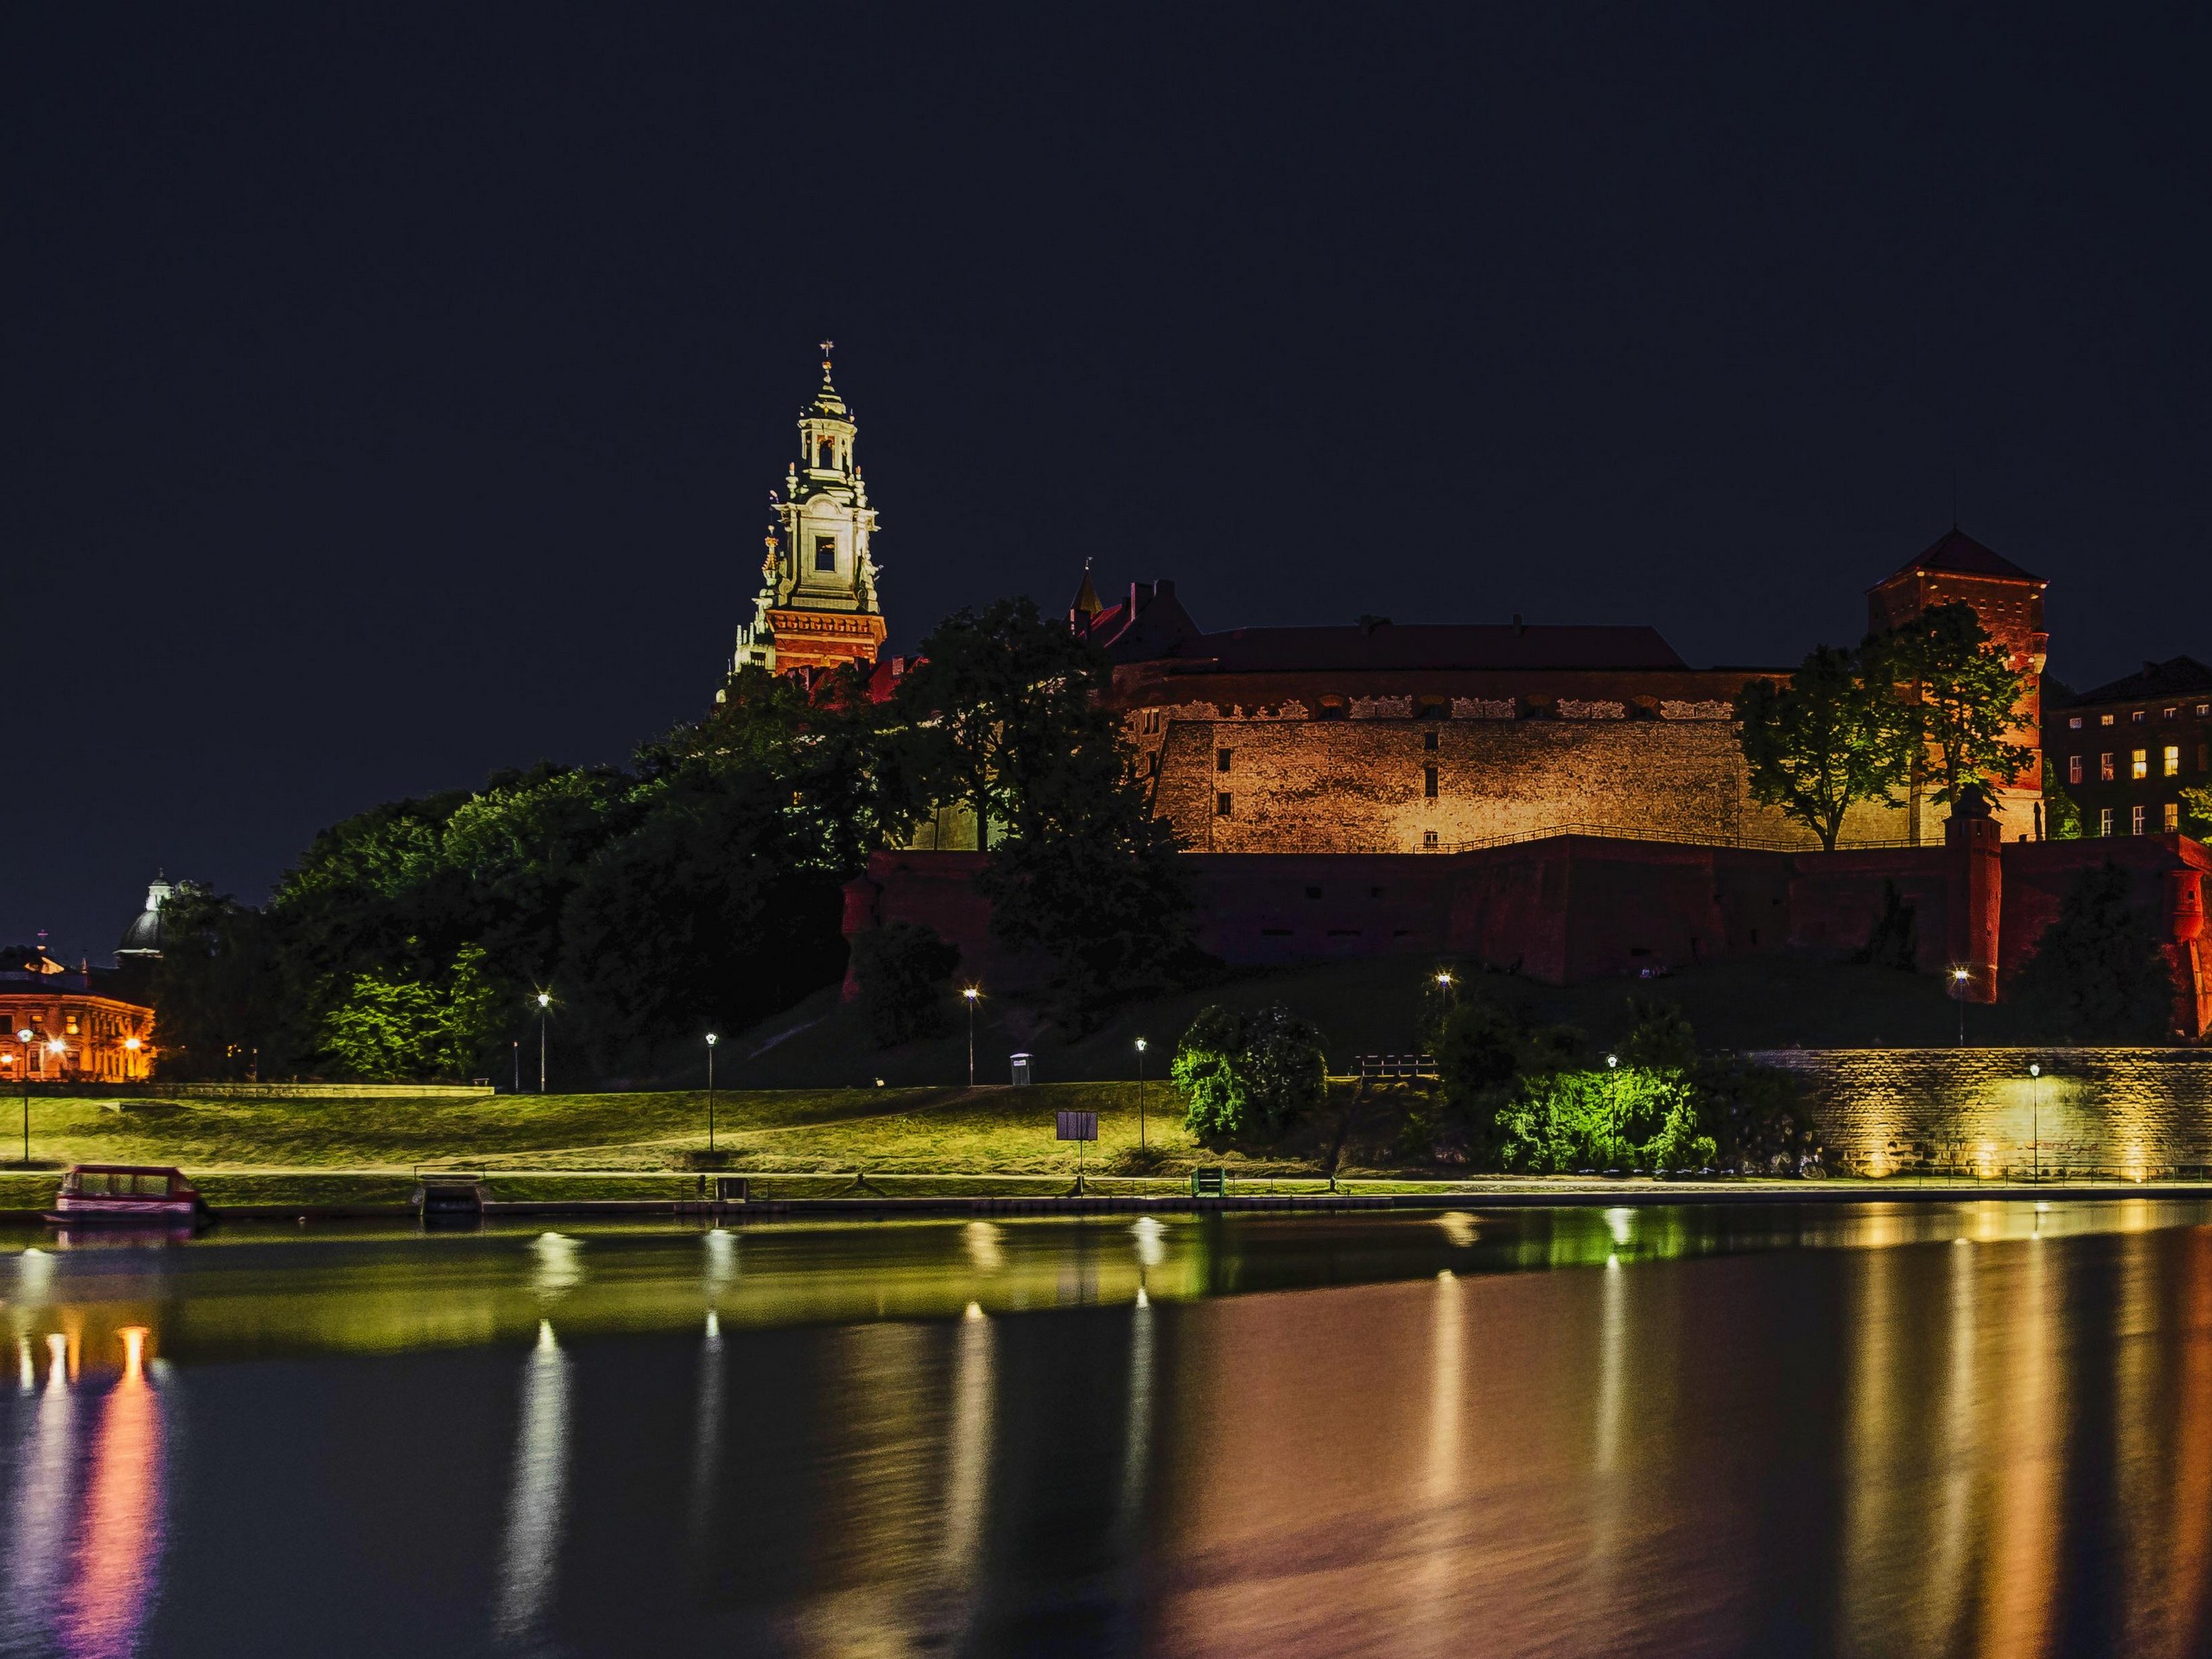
xmin=2166 ymin=746 xmax=2182 ymax=777
xmin=2166 ymin=707 xmax=2180 ymax=720
xmin=2165 ymin=803 xmax=2181 ymax=833
xmin=1422 ymin=830 xmax=1439 ymax=849
xmin=2101 ymin=807 xmax=2115 ymax=836
xmin=2198 ymin=704 xmax=2209 ymax=717
xmin=2102 ymin=715 xmax=2115 ymax=727
xmin=2069 ymin=716 xmax=2083 ymax=729
xmin=2133 ymin=750 xmax=2149 ymax=780
xmin=1423 ymin=766 xmax=1439 ymax=798
xmin=1216 ymin=792 xmax=1231 ymax=817
xmin=814 ymin=537 xmax=836 ymax=572
xmin=2067 ymin=754 xmax=2082 ymax=785
xmin=2133 ymin=710 xmax=2147 ymax=723
xmin=2133 ymin=804 xmax=2147 ymax=835
xmin=1216 ymin=748 xmax=1231 ymax=772
xmin=2101 ymin=753 xmax=2116 ymax=781
xmin=63 ymin=1014 xmax=79 ymax=1035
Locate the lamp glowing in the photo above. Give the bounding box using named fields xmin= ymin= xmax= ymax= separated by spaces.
xmin=962 ymin=987 xmax=980 ymax=1003
xmin=537 ymin=992 xmax=552 ymax=1008
xmin=2029 ymin=1062 xmax=2039 ymax=1077
xmin=1135 ymin=1037 xmax=1147 ymax=1053
xmin=124 ymin=1037 xmax=142 ymax=1052
xmin=1951 ymin=967 xmax=1970 ymax=983
xmin=1605 ymin=1052 xmax=1619 ymax=1069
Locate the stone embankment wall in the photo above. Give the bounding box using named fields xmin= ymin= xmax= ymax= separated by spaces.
xmin=1754 ymin=1047 xmax=2212 ymax=1175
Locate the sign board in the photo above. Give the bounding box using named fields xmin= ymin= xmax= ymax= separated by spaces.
xmin=1055 ymin=1110 xmax=1098 ymax=1142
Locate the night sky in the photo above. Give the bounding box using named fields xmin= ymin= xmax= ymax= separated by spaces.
xmin=8 ymin=7 xmax=2210 ymax=959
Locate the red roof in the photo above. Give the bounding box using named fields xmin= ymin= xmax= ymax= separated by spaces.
xmin=1888 ymin=529 xmax=2039 ymax=582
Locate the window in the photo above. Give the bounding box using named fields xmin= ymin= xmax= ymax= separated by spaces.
xmin=2199 ymin=704 xmax=2210 ymax=717
xmin=63 ymin=1014 xmax=79 ymax=1035
xmin=2067 ymin=754 xmax=2082 ymax=785
xmin=2133 ymin=804 xmax=2147 ymax=835
xmin=817 ymin=439 xmax=834 ymax=468
xmin=1147 ymin=753 xmax=1160 ymax=777
xmin=2069 ymin=716 xmax=2083 ymax=729
xmin=1423 ymin=766 xmax=1439 ymax=798
xmin=2133 ymin=709 xmax=2147 ymax=723
xmin=1369 ymin=887 xmax=1384 ymax=899
xmin=2101 ymin=753 xmax=2115 ymax=781
xmin=2133 ymin=749 xmax=2149 ymax=780
xmin=1317 ymin=700 xmax=1347 ymax=720
xmin=1422 ymin=830 xmax=1439 ymax=849
xmin=2165 ymin=803 xmax=2181 ymax=833
xmin=1215 ymin=792 xmax=1231 ymax=817
xmin=1422 ymin=730 xmax=1438 ymax=752
xmin=1216 ymin=748 xmax=1231 ymax=772
xmin=2100 ymin=807 xmax=2115 ymax=836
xmin=2166 ymin=746 xmax=2182 ymax=777
xmin=1305 ymin=886 xmax=1322 ymax=899
xmin=2166 ymin=707 xmax=2181 ymax=721
xmin=2101 ymin=715 xmax=2115 ymax=726
xmin=814 ymin=537 xmax=836 ymax=572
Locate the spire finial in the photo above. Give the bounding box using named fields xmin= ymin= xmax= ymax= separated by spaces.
xmin=819 ymin=339 xmax=835 ymax=377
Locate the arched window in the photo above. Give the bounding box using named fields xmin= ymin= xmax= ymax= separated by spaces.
xmin=817 ymin=439 xmax=835 ymax=469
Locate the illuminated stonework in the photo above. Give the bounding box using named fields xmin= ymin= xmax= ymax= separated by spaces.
xmin=726 ymin=342 xmax=887 ymax=683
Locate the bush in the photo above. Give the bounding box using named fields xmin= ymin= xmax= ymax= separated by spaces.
xmin=1173 ymin=1004 xmax=1327 ymax=1141
xmin=1492 ymin=1065 xmax=1715 ymax=1174
xmin=1690 ymin=1054 xmax=1819 ymax=1173
xmin=849 ymin=923 xmax=962 ymax=1048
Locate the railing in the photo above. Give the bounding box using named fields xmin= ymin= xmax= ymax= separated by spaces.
xmin=1357 ymin=1053 xmax=1436 ymax=1080
xmin=1200 ymin=824 xmax=1938 ymax=856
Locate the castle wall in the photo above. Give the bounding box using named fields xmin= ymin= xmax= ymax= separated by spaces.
xmin=848 ymin=833 xmax=2210 ymax=1037
xmin=1148 ymin=712 xmax=1917 ymax=854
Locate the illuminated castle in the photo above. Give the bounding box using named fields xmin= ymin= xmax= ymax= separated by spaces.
xmin=727 ymin=343 xmax=887 ymax=681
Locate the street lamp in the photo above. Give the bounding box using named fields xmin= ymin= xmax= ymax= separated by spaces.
xmin=13 ymin=1027 xmax=31 ymax=1166
xmin=1135 ymin=1037 xmax=1149 ymax=1152
xmin=535 ymin=991 xmax=552 ymax=1093
xmin=705 ymin=1033 xmax=720 ymax=1154
xmin=962 ymin=987 xmax=981 ymax=1088
xmin=512 ymin=1038 xmax=520 ymax=1094
xmin=1951 ymin=967 xmax=1971 ymax=1046
xmin=2029 ymin=1061 xmax=2040 ymax=1186
xmin=123 ymin=1034 xmax=143 ymax=1083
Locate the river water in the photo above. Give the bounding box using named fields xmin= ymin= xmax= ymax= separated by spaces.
xmin=3 ymin=1200 xmax=2210 ymax=1656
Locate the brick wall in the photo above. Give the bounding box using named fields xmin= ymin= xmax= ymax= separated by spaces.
xmin=1755 ymin=1046 xmax=2212 ymax=1174
xmin=1151 ymin=714 xmax=1916 ymax=854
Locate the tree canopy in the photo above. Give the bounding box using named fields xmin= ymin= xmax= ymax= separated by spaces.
xmin=1865 ymin=601 xmax=2034 ymax=808
xmin=1737 ymin=644 xmax=1911 ymax=850
xmin=2011 ymin=862 xmax=2181 ymax=1043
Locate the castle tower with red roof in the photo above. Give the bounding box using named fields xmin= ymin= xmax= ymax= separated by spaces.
xmin=1866 ymin=528 xmax=2048 ymax=842
xmin=727 ymin=343 xmax=887 ymax=683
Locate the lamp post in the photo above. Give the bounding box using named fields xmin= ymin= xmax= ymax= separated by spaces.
xmin=705 ymin=1033 xmax=719 ymax=1154
xmin=536 ymin=991 xmax=552 ymax=1093
xmin=1951 ymin=967 xmax=1971 ymax=1046
xmin=13 ymin=1027 xmax=31 ymax=1166
xmin=2029 ymin=1061 xmax=2040 ymax=1186
xmin=1135 ymin=1037 xmax=1149 ymax=1152
xmin=512 ymin=1039 xmax=520 ymax=1094
xmin=962 ymin=987 xmax=980 ymax=1088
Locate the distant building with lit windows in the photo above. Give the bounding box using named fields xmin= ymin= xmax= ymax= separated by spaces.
xmin=2046 ymin=657 xmax=2212 ymax=838
xmin=0 ymin=950 xmax=155 ymax=1084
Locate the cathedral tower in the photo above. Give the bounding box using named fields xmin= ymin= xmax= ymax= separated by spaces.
xmin=728 ymin=342 xmax=887 ymax=680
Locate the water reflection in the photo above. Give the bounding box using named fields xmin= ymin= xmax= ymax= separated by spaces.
xmin=9 ymin=1206 xmax=2212 ymax=1653
xmin=492 ymin=1320 xmax=570 ymax=1651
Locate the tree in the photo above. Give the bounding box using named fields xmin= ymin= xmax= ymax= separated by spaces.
xmin=1737 ymin=645 xmax=1912 ymax=851
xmin=149 ymin=887 xmax=297 ymax=1081
xmin=2042 ymin=754 xmax=2083 ymax=839
xmin=1865 ymin=601 xmax=2033 ymax=810
xmin=849 ymin=922 xmax=962 ymax=1048
xmin=2011 ymin=862 xmax=2181 ymax=1043
xmin=894 ymin=598 xmax=1109 ymax=854
xmin=1173 ymin=1005 xmax=1327 ymax=1141
xmin=2182 ymin=784 xmax=2212 ymax=840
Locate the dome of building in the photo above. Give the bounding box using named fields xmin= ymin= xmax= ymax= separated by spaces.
xmin=118 ymin=876 xmax=174 ymax=959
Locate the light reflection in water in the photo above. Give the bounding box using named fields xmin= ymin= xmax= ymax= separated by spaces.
xmin=940 ymin=1305 xmax=994 ymax=1603
xmin=689 ymin=1312 xmax=723 ymax=1547
xmin=493 ymin=1320 xmax=571 ymax=1650
xmin=4 ymin=1331 xmax=80 ymax=1653
xmin=57 ymin=1327 xmax=164 ymax=1659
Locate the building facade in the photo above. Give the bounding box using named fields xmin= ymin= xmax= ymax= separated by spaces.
xmin=1066 ymin=531 xmax=2044 ymax=856
xmin=2046 ymin=657 xmax=2212 ymax=840
xmin=725 ymin=343 xmax=887 ymax=683
xmin=0 ymin=956 xmax=156 ymax=1084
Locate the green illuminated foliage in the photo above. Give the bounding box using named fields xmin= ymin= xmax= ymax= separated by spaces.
xmin=1173 ymin=1005 xmax=1326 ymax=1141
xmin=2011 ymin=861 xmax=2181 ymax=1043
xmin=1864 ymin=601 xmax=2034 ymax=808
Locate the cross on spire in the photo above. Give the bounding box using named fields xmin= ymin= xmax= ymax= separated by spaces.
xmin=819 ymin=339 xmax=835 ymax=375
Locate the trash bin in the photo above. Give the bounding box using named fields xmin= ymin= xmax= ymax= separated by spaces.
xmin=1010 ymin=1052 xmax=1033 ymax=1086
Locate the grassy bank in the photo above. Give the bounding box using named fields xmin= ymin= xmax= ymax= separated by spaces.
xmin=723 ymin=953 xmax=2056 ymax=1092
